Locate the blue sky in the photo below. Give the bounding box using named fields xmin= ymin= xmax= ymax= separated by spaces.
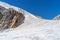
xmin=0 ymin=0 xmax=60 ymax=19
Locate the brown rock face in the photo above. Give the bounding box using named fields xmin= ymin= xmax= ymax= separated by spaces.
xmin=53 ymin=15 xmax=60 ymax=20
xmin=0 ymin=6 xmax=25 ymax=30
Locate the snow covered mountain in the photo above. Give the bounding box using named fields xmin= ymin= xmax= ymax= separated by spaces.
xmin=0 ymin=1 xmax=60 ymax=40
xmin=53 ymin=15 xmax=60 ymax=20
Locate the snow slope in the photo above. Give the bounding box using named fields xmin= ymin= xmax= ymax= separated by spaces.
xmin=0 ymin=1 xmax=60 ymax=40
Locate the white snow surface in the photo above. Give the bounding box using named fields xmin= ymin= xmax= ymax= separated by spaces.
xmin=0 ymin=1 xmax=60 ymax=40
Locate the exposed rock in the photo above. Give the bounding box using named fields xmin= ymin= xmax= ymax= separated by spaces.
xmin=36 ymin=16 xmax=42 ymax=19
xmin=53 ymin=15 xmax=60 ymax=20
xmin=0 ymin=6 xmax=25 ymax=30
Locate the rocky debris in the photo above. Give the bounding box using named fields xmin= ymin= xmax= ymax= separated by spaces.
xmin=0 ymin=6 xmax=25 ymax=30
xmin=53 ymin=15 xmax=60 ymax=20
xmin=0 ymin=6 xmax=6 ymax=12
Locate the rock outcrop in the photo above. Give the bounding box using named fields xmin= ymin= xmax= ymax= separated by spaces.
xmin=0 ymin=6 xmax=25 ymax=30
xmin=53 ymin=15 xmax=60 ymax=20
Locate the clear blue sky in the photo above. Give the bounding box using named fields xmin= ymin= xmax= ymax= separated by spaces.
xmin=0 ymin=0 xmax=60 ymax=19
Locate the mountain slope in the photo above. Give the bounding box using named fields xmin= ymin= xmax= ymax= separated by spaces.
xmin=53 ymin=15 xmax=60 ymax=20
xmin=0 ymin=1 xmax=60 ymax=40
